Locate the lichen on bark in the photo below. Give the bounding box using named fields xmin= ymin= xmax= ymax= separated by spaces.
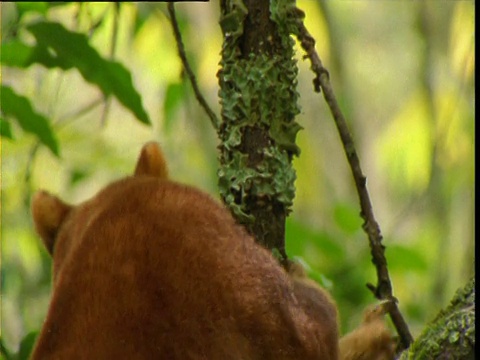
xmin=399 ymin=276 xmax=475 ymax=360
xmin=217 ymin=0 xmax=302 ymax=256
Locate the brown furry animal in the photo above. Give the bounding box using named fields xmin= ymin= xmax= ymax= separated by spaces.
xmin=289 ymin=262 xmax=396 ymax=360
xmin=31 ymin=142 xmax=395 ymax=360
xmin=339 ymin=301 xmax=396 ymax=360
xmin=31 ymin=142 xmax=339 ymax=359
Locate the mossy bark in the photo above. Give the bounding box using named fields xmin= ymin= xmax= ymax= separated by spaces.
xmin=217 ymin=0 xmax=301 ymax=262
xmin=399 ymin=276 xmax=475 ymax=360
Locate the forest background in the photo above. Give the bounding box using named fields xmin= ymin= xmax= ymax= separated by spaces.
xmin=1 ymin=1 xmax=474 ymax=354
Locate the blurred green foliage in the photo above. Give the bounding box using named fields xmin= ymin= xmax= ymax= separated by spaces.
xmin=0 ymin=1 xmax=474 ymax=356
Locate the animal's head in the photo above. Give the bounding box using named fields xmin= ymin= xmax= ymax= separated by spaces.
xmin=31 ymin=142 xmax=168 ymax=276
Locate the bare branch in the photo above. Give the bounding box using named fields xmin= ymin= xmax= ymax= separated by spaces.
xmin=293 ymin=15 xmax=414 ymax=352
xmin=167 ymin=3 xmax=220 ymax=130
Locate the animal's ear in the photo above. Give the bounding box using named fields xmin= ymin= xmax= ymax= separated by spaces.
xmin=134 ymin=142 xmax=169 ymax=179
xmin=31 ymin=191 xmax=72 ymax=256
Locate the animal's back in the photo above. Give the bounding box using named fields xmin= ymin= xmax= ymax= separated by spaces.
xmin=31 ymin=143 xmax=340 ymax=360
xmin=33 ymin=176 xmax=333 ymax=359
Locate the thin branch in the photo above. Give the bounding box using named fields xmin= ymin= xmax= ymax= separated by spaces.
xmin=56 ymin=97 xmax=105 ymax=129
xmin=293 ymin=16 xmax=414 ymax=351
xmin=100 ymin=2 xmax=121 ymax=127
xmin=166 ymin=3 xmax=220 ymax=130
xmin=24 ymin=96 xmax=105 ymax=197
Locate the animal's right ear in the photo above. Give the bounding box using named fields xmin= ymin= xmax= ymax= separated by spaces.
xmin=134 ymin=142 xmax=169 ymax=179
xmin=31 ymin=191 xmax=72 ymax=256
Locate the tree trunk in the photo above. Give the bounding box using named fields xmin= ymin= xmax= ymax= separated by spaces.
xmin=217 ymin=0 xmax=302 ymax=263
xmin=399 ymin=276 xmax=475 ymax=360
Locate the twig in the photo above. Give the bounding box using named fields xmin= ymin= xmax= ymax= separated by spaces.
xmin=167 ymin=3 xmax=220 ymax=130
xmin=56 ymin=97 xmax=105 ymax=129
xmin=100 ymin=2 xmax=120 ymax=127
xmin=24 ymin=96 xmax=105 ymax=195
xmin=294 ymin=18 xmax=414 ymax=351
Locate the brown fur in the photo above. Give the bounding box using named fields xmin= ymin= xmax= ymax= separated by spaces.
xmin=31 ymin=141 xmax=395 ymax=359
xmin=287 ymin=262 xmax=339 ymax=360
xmin=289 ymin=262 xmax=396 ymax=360
xmin=339 ymin=301 xmax=396 ymax=360
xmin=31 ymin=142 xmax=338 ymax=359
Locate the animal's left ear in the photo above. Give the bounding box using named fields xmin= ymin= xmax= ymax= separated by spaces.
xmin=134 ymin=142 xmax=169 ymax=179
xmin=31 ymin=191 xmax=72 ymax=256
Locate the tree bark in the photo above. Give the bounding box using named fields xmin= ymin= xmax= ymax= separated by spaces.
xmin=217 ymin=0 xmax=302 ymax=263
xmin=399 ymin=276 xmax=475 ymax=359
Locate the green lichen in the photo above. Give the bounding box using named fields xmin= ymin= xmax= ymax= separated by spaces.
xmin=217 ymin=143 xmax=297 ymax=222
xmin=219 ymin=0 xmax=248 ymax=43
xmin=219 ymin=52 xmax=301 ymax=153
xmin=399 ymin=277 xmax=475 ymax=360
xmin=270 ymin=0 xmax=306 ymax=38
xmin=217 ymin=0 xmax=303 ymax=222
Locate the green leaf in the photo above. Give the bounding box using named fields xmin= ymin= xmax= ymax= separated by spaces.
xmin=1 ymin=85 xmax=59 ymax=156
xmin=25 ymin=21 xmax=150 ymax=125
xmin=387 ymin=244 xmax=428 ymax=273
xmin=16 ymin=331 xmax=38 ymax=360
xmin=1 ymin=40 xmax=64 ymax=69
xmin=0 ymin=118 xmax=14 ymax=139
xmin=1 ymin=41 xmax=35 ymax=67
xmin=292 ymin=256 xmax=333 ymax=289
xmin=333 ymin=202 xmax=363 ymax=234
xmin=16 ymin=2 xmax=49 ymax=19
xmin=286 ymin=218 xmax=345 ymax=261
xmin=0 ymin=336 xmax=13 ymax=360
xmin=69 ymin=168 xmax=90 ymax=186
